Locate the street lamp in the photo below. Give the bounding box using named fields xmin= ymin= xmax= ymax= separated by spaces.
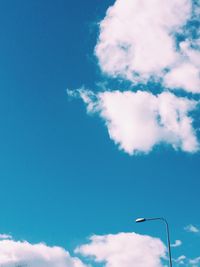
xmin=135 ymin=217 xmax=172 ymax=267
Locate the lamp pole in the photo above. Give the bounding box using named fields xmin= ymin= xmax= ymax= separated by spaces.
xmin=135 ymin=217 xmax=172 ymax=267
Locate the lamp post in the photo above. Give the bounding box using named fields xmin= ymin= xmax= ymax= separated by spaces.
xmin=135 ymin=217 xmax=172 ymax=267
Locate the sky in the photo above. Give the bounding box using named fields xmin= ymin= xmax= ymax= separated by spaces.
xmin=0 ymin=0 xmax=199 ymax=266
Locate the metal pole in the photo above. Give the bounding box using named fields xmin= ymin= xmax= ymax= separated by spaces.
xmin=145 ymin=218 xmax=172 ymax=267
xmin=163 ymin=219 xmax=173 ymax=267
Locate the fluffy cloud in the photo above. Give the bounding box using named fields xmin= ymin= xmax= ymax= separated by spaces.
xmin=0 ymin=233 xmax=199 ymax=267
xmin=164 ymin=63 xmax=200 ymax=93
xmin=95 ymin=0 xmax=200 ymax=93
xmin=0 ymin=233 xmax=166 ymax=267
xmin=0 ymin=238 xmax=87 ymax=267
xmin=76 ymin=232 xmax=166 ymax=267
xmin=70 ymin=89 xmax=199 ymax=154
xmin=69 ymin=0 xmax=200 ymax=155
xmin=164 ymin=39 xmax=200 ymax=93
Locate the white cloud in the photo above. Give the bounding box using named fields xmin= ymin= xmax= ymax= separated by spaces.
xmin=164 ymin=40 xmax=200 ymax=93
xmin=189 ymin=256 xmax=200 ymax=267
xmin=95 ymin=0 xmax=200 ymax=93
xmin=171 ymin=240 xmax=182 ymax=248
xmin=71 ymin=89 xmax=199 ymax=155
xmin=164 ymin=63 xmax=200 ymax=93
xmin=179 ymin=40 xmax=200 ymax=69
xmin=184 ymin=224 xmax=200 ymax=233
xmin=76 ymin=232 xmax=166 ymax=267
xmin=1 ymin=234 xmax=199 ymax=267
xmin=174 ymin=255 xmax=186 ymax=265
xmin=68 ymin=0 xmax=200 ymax=155
xmin=0 ymin=239 xmax=87 ymax=267
xmin=174 ymin=255 xmax=200 ymax=267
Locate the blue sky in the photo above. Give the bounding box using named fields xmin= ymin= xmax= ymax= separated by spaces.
xmin=0 ymin=0 xmax=199 ymax=266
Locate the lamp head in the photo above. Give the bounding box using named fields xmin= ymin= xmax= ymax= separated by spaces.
xmin=135 ymin=218 xmax=146 ymax=223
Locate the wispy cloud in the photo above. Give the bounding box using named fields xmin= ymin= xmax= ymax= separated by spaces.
xmin=184 ymin=224 xmax=200 ymax=233
xmin=171 ymin=240 xmax=182 ymax=248
xmin=189 ymin=256 xmax=200 ymax=266
xmin=0 ymin=233 xmax=12 ymax=239
xmin=174 ymin=255 xmax=200 ymax=267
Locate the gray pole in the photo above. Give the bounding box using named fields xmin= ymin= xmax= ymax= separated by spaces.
xmin=136 ymin=217 xmax=172 ymax=267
